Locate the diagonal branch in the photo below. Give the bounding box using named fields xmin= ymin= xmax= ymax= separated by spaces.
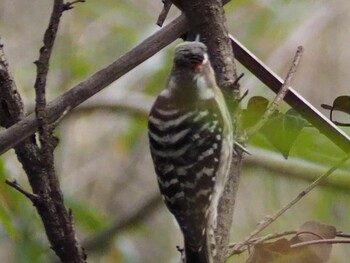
xmin=229 ymin=35 xmax=350 ymax=153
xmin=0 ymin=6 xmax=349 ymax=156
xmin=0 ymin=14 xmax=188 ymax=155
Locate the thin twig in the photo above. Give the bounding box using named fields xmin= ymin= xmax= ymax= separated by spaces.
xmin=157 ymin=0 xmax=173 ymax=27
xmin=228 ymin=230 xmax=297 ymax=256
xmin=247 ymin=46 xmax=304 ymax=136
xmin=63 ymin=0 xmax=85 ymax=11
xmin=291 ymin=238 xmax=350 ymax=248
xmin=228 ymin=155 xmax=349 ymax=257
xmin=5 ymin=180 xmax=39 ymax=202
xmin=34 ymin=0 xmax=62 ymax=150
xmin=337 ymin=232 xmax=350 ymax=238
xmin=295 ymin=230 xmax=324 ymax=240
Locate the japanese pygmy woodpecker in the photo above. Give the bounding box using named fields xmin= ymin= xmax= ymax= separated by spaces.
xmin=148 ymin=41 xmax=234 ymax=263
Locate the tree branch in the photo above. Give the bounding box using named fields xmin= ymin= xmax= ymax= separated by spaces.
xmin=0 ymin=8 xmax=349 ymax=157
xmin=157 ymin=0 xmax=173 ymax=27
xmin=0 ymin=37 xmax=25 ymax=127
xmin=0 ymin=13 xmax=188 ymax=155
xmin=1 ymin=2 xmax=86 ymax=262
xmin=30 ymin=1 xmax=86 ymax=262
xmin=229 ymin=34 xmax=350 ymax=153
xmin=5 ymin=179 xmax=39 ymax=202
xmin=228 ymin=154 xmax=349 ymax=258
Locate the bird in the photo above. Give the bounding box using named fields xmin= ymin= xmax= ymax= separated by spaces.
xmin=148 ymin=41 xmax=234 ymax=263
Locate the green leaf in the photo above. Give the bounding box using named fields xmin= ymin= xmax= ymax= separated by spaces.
xmin=260 ymin=109 xmax=309 ymax=159
xmin=242 ymin=96 xmax=269 ymax=128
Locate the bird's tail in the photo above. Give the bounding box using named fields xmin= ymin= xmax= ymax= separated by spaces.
xmin=184 ymin=239 xmax=211 ymax=263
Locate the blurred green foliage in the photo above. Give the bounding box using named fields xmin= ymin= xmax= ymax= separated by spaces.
xmin=0 ymin=0 xmax=349 ymax=262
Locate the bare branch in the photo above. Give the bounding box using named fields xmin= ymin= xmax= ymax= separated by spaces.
xmin=5 ymin=179 xmax=39 ymax=202
xmin=1 ymin=13 xmax=349 ymax=156
xmin=0 ymin=13 xmax=188 ymax=155
xmin=63 ymin=0 xmax=86 ymax=11
xmin=0 ymin=37 xmax=25 ymax=127
xmin=291 ymin=238 xmax=350 ymax=248
xmin=228 ymin=230 xmax=297 ymax=256
xmin=228 ymin=154 xmax=349 ymax=257
xmin=229 ymin=34 xmax=350 ymax=153
xmin=1 ymin=1 xmax=86 ymax=262
xmin=34 ymin=0 xmax=63 ymax=149
xmin=157 ymin=0 xmax=173 ymax=27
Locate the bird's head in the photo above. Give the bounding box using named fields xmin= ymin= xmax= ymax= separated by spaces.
xmin=173 ymin=41 xmax=209 ymax=74
xmin=165 ymin=41 xmax=217 ymax=102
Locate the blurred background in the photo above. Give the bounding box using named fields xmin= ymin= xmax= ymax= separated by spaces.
xmin=0 ymin=0 xmax=350 ymax=262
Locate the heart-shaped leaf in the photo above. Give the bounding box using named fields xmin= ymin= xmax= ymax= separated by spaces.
xmin=260 ymin=109 xmax=308 ymax=159
xmin=242 ymin=96 xmax=269 ymax=128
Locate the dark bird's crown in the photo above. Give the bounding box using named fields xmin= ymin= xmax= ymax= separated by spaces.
xmin=174 ymin=42 xmax=208 ymax=68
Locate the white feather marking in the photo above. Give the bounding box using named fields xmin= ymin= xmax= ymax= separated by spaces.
xmin=198 ymin=148 xmax=214 ymax=160
xmin=155 ymin=108 xmax=179 ymax=116
xmin=158 ymin=178 xmax=178 ymax=188
xmin=149 ymin=128 xmax=190 ymax=144
xmin=195 ymin=167 xmax=215 ymax=180
xmin=150 ymin=143 xmax=191 ymax=158
xmin=165 ymin=192 xmax=185 ymax=204
xmin=195 ymin=75 xmax=214 ymax=100
xmin=149 ymin=112 xmax=193 ymax=130
xmin=193 ymin=110 xmax=209 ymax=122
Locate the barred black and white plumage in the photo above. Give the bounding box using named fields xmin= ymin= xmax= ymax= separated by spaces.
xmin=148 ymin=41 xmax=233 ymax=263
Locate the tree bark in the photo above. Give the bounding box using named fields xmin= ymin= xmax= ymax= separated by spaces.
xmin=0 ymin=1 xmax=86 ymax=261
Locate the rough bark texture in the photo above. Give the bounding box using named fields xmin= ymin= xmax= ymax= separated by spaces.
xmin=172 ymin=0 xmax=239 ymax=97
xmin=171 ymin=1 xmax=242 ymax=262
